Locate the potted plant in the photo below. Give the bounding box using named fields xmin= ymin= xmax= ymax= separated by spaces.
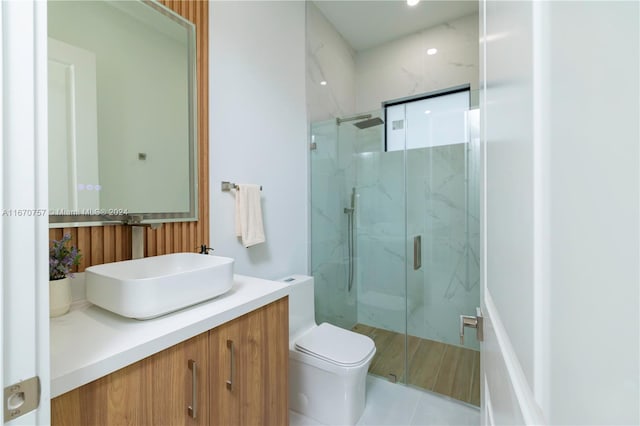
xmin=49 ymin=233 xmax=81 ymax=317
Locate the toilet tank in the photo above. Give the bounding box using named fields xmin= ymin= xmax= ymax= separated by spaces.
xmin=279 ymin=275 xmax=316 ymax=342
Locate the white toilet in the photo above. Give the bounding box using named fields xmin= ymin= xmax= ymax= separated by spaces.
xmin=281 ymin=275 xmax=376 ymax=426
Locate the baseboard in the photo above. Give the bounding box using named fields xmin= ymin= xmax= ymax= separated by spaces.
xmin=483 ymin=290 xmax=545 ymax=424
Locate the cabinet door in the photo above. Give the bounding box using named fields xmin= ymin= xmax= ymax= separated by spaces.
xmin=210 ymin=297 xmax=289 ymax=426
xmin=52 ymin=332 xmax=209 ymax=426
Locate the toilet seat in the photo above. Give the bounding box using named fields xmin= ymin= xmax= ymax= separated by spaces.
xmin=295 ymin=322 xmax=375 ymax=367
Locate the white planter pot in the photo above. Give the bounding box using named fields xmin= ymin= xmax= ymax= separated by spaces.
xmin=50 ymin=277 xmax=71 ymax=317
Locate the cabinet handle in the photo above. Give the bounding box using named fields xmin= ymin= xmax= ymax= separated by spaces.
xmin=188 ymin=359 xmax=197 ymax=419
xmin=226 ymin=339 xmax=234 ymax=390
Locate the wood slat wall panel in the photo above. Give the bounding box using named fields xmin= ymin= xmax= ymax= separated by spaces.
xmin=174 ymin=223 xmax=182 ymax=253
xmin=164 ymin=225 xmax=173 ymax=254
xmin=48 ymin=0 xmax=209 ymax=271
xmin=103 ymin=226 xmax=114 ymax=264
xmin=189 ymin=222 xmax=196 ymax=252
xmin=77 ymin=227 xmax=92 ymax=269
xmin=90 ymin=227 xmax=103 ymax=266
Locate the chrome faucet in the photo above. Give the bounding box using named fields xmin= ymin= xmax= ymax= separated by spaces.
xmin=123 ymin=215 xmax=162 ymax=259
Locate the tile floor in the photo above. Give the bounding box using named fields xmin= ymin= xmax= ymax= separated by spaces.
xmin=289 ymin=375 xmax=480 ymax=426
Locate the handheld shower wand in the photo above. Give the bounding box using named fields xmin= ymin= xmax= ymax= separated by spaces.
xmin=344 ymin=187 xmax=356 ymax=292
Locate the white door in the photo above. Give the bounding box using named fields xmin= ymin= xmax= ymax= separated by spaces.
xmin=480 ymin=1 xmax=639 ymax=424
xmin=480 ymin=0 xmax=543 ymax=422
xmin=1 ymin=1 xmax=50 ymax=425
xmin=48 ymin=37 xmax=100 ymax=213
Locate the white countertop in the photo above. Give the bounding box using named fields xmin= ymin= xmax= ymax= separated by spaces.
xmin=50 ymin=274 xmax=289 ymax=398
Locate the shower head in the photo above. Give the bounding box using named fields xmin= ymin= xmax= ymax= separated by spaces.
xmin=336 ymin=114 xmax=371 ymax=126
xmin=353 ymin=117 xmax=384 ymax=129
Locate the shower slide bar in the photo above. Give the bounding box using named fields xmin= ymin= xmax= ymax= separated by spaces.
xmin=344 ymin=187 xmax=356 ymax=292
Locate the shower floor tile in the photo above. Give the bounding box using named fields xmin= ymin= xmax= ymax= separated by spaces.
xmin=352 ymin=323 xmax=480 ymax=406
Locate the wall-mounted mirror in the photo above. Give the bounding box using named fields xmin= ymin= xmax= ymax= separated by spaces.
xmin=48 ymin=0 xmax=197 ymax=227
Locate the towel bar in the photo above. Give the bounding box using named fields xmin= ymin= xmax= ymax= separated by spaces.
xmin=221 ymin=181 xmax=262 ymax=191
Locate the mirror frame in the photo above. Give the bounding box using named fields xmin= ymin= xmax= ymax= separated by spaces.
xmin=48 ymin=0 xmax=198 ymax=228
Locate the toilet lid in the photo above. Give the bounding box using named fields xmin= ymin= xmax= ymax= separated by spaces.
xmin=295 ymin=322 xmax=375 ymax=367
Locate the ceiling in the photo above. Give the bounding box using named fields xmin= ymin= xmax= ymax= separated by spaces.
xmin=313 ymin=0 xmax=479 ymax=52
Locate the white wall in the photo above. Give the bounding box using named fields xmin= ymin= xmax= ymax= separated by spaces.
xmin=209 ymin=1 xmax=308 ymax=280
xmin=544 ymin=2 xmax=639 ymax=423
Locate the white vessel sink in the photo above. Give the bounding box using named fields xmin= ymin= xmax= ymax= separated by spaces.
xmin=85 ymin=253 xmax=234 ymax=319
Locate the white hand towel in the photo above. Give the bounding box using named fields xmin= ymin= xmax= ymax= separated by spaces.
xmin=234 ymin=184 xmax=265 ymax=247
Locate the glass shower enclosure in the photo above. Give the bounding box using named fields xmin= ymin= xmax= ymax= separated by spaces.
xmin=310 ymin=88 xmax=481 ymax=405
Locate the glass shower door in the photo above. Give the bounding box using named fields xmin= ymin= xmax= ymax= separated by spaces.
xmin=310 ymin=110 xmax=410 ymax=384
xmin=309 ymin=118 xmax=357 ymax=329
xmin=403 ymin=92 xmax=481 ymax=405
xmin=351 ymin=111 xmax=408 ymax=383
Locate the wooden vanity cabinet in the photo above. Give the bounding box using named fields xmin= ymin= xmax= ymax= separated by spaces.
xmin=51 ymin=297 xmax=288 ymax=426
xmin=51 ymin=332 xmax=209 ymax=426
xmin=210 ymin=297 xmax=289 ymax=426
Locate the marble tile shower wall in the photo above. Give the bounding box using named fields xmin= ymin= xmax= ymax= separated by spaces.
xmin=306 ymin=2 xmax=356 ymax=123
xmin=355 ymin=13 xmax=479 ymax=113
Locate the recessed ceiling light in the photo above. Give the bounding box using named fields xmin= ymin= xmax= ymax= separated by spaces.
xmin=320 ymin=80 xmax=327 ymax=86
xmin=407 ymin=0 xmax=420 ymax=6
xmin=424 ymin=110 xmax=431 ymax=115
xmin=427 ymin=48 xmax=438 ymax=55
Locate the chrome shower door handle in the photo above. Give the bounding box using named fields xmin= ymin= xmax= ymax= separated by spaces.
xmin=459 ymin=307 xmax=484 ymax=345
xmin=413 ymin=235 xmax=421 ymax=270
